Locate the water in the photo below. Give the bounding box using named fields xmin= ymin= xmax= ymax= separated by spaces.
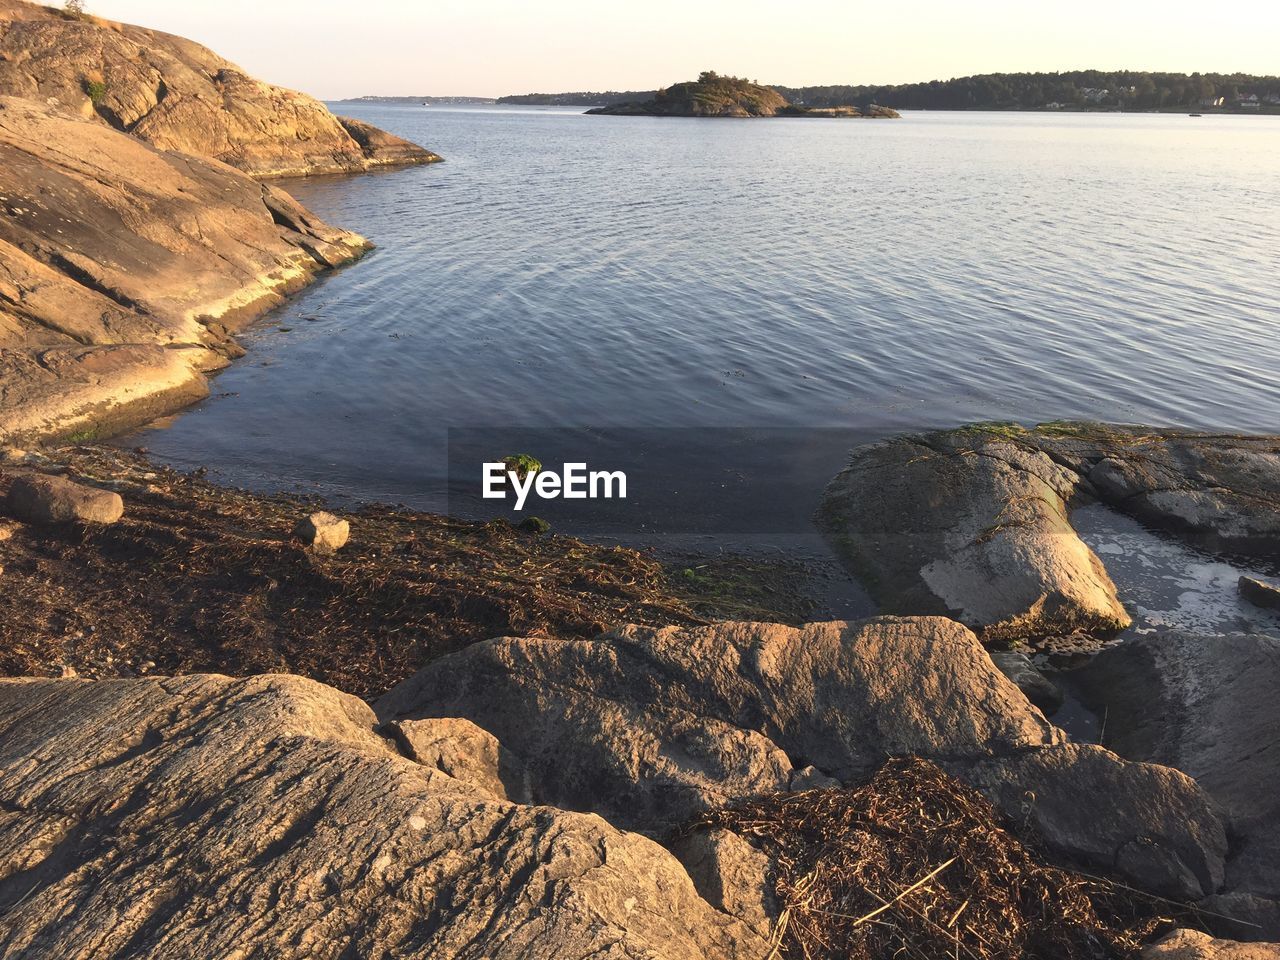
xmin=134 ymin=106 xmax=1280 ymax=532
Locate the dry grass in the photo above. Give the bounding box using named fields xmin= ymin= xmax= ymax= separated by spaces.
xmin=692 ymin=758 xmax=1182 ymax=960
xmin=0 ymin=445 xmax=814 ymax=699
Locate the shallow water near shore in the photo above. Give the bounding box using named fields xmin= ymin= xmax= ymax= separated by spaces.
xmin=133 ymin=106 xmax=1280 ymax=541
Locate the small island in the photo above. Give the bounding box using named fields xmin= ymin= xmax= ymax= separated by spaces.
xmin=586 ymin=71 xmax=900 ymax=118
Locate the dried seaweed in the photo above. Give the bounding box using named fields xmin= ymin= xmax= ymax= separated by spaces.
xmin=0 ymin=445 xmax=813 ymax=699
xmin=693 ymin=757 xmax=1183 ymax=960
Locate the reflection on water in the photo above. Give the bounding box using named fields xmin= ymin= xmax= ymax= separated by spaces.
xmin=133 ymin=106 xmax=1280 ymax=531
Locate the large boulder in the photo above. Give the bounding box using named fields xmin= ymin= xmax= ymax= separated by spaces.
xmin=951 ymin=742 xmax=1224 ymax=900
xmin=0 ymin=0 xmax=440 ymax=177
xmin=1074 ymin=631 xmax=1280 ymax=934
xmin=5 ymin=471 xmax=123 ymax=524
xmin=820 ymin=423 xmax=1280 ymax=644
xmin=378 ymin=617 xmax=1226 ymax=899
xmin=0 ymin=96 xmax=369 ymax=443
xmin=0 ymin=675 xmax=766 ymax=960
xmin=377 ymin=618 xmax=1055 ymax=829
xmin=820 ymin=429 xmax=1130 ymax=645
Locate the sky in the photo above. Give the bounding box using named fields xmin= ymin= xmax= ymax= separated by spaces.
xmin=86 ymin=0 xmax=1280 ymax=100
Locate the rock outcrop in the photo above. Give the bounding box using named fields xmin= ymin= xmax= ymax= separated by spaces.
xmin=0 ymin=96 xmax=369 ymax=443
xmin=1074 ymin=631 xmax=1280 ymax=935
xmin=0 ymin=0 xmax=440 ymax=177
xmin=821 ymin=422 xmax=1280 ymax=645
xmin=3 ymin=617 xmax=1273 ymax=955
xmin=1030 ymin=424 xmax=1280 ymax=559
xmin=1239 ymin=576 xmax=1280 ymax=610
xmin=820 ymin=427 xmax=1130 ymax=644
xmin=0 ymin=674 xmax=766 ymax=960
xmin=378 ymin=617 xmax=1227 ymax=901
xmin=586 ymin=70 xmax=896 ymax=119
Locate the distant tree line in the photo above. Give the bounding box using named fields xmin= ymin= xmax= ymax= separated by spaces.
xmin=775 ymin=71 xmax=1280 ymax=111
xmin=500 ymin=71 xmax=1280 ymax=112
xmin=499 ymin=91 xmax=656 ymax=107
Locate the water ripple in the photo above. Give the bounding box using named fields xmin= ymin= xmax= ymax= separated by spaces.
xmin=138 ymin=107 xmax=1280 ymax=506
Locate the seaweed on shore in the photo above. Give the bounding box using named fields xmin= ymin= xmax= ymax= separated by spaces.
xmin=0 ymin=445 xmax=814 ymax=699
xmin=691 ymin=757 xmax=1185 ymax=960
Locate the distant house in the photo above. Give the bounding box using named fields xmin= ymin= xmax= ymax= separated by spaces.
xmin=1044 ymin=101 xmax=1065 ymax=110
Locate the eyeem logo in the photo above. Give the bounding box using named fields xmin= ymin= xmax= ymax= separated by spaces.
xmin=483 ymin=462 xmax=627 ymax=511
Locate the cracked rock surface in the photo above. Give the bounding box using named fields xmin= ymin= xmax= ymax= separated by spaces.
xmin=378 ymin=617 xmax=1226 ymax=900
xmin=0 ymin=674 xmax=766 ymax=960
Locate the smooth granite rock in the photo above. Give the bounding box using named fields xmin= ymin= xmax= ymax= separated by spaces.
xmin=821 ymin=423 xmax=1280 ymax=645
xmin=0 ymin=0 xmax=440 ymax=177
xmin=820 ymin=429 xmax=1131 ymax=644
xmin=0 ymin=96 xmax=369 ymax=443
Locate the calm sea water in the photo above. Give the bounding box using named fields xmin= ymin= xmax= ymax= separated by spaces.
xmin=135 ymin=106 xmax=1280 ymax=533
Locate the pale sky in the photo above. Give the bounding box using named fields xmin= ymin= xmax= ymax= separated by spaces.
xmin=87 ymin=0 xmax=1279 ymax=100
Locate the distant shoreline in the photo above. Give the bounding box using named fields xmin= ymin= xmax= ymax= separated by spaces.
xmin=339 ymin=68 xmax=1280 ymax=115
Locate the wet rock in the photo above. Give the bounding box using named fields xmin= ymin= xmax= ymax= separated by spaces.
xmin=295 ymin=511 xmax=349 ymax=554
xmin=1143 ymin=929 xmax=1280 ymax=959
xmin=1238 ymin=576 xmax=1280 ymax=611
xmin=670 ymin=828 xmax=778 ymax=939
xmin=989 ymin=649 xmax=1065 ymax=712
xmin=1073 ymin=631 xmax=1280 ymax=934
xmin=820 ymin=429 xmax=1130 ymax=645
xmin=378 ymin=617 xmax=1225 ymax=899
xmin=0 ymin=0 xmax=439 ymax=177
xmin=0 ymin=674 xmax=767 ymax=959
xmin=5 ymin=472 xmax=123 ymax=524
xmin=1030 ymin=425 xmax=1280 ymax=559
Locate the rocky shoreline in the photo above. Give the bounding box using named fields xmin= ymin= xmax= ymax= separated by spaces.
xmin=0 ymin=0 xmax=440 ymax=447
xmin=1 ymin=3 xmax=1279 ymax=957
xmin=0 ymin=423 xmax=1276 ymax=957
